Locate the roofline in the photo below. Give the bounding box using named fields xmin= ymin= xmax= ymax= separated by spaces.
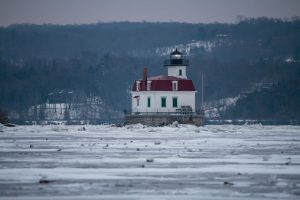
xmin=164 ymin=64 xmax=189 ymax=67
xmin=131 ymin=91 xmax=197 ymax=93
xmin=147 ymin=75 xmax=187 ymax=81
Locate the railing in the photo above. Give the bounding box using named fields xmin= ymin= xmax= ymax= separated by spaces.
xmin=124 ymin=111 xmax=203 ymax=116
xmin=123 ymin=107 xmax=204 ymax=116
xmin=164 ymin=59 xmax=189 ymax=66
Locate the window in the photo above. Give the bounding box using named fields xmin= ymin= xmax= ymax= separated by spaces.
xmin=147 ymin=81 xmax=151 ymax=91
xmin=147 ymin=97 xmax=151 ymax=107
xmin=136 ymin=81 xmax=140 ymax=91
xmin=172 ymin=97 xmax=178 ymax=108
xmin=172 ymin=81 xmax=178 ymax=91
xmin=161 ymin=97 xmax=166 ymax=108
xmin=179 ymin=69 xmax=182 ymax=76
xmin=137 ymin=98 xmax=140 ymax=106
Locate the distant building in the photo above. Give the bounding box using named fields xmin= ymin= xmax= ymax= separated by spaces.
xmin=125 ymin=49 xmax=203 ymax=126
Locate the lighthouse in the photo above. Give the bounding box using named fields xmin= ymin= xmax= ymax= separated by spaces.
xmin=125 ymin=49 xmax=203 ymax=126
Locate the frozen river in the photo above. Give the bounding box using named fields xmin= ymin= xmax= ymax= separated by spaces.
xmin=0 ymin=124 xmax=299 ymax=199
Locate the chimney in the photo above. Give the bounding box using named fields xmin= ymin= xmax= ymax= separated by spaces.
xmin=143 ymin=67 xmax=147 ymax=82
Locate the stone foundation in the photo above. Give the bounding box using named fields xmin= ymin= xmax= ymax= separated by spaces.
xmin=124 ymin=114 xmax=204 ymax=126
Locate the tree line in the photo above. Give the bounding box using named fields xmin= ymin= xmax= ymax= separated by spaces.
xmin=0 ymin=18 xmax=300 ymax=121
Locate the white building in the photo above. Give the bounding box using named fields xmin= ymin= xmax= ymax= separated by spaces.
xmin=131 ymin=49 xmax=197 ymax=114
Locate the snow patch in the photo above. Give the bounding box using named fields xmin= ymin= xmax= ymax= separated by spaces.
xmin=156 ymin=40 xmax=218 ymax=56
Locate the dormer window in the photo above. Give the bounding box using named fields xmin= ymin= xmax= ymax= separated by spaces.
xmin=172 ymin=81 xmax=178 ymax=91
xmin=147 ymin=81 xmax=152 ymax=91
xmin=136 ymin=81 xmax=140 ymax=91
xmin=179 ymin=69 xmax=182 ymax=76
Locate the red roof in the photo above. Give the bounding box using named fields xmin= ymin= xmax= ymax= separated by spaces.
xmin=132 ymin=76 xmax=195 ymax=91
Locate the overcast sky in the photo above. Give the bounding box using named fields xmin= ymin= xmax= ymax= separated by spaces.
xmin=0 ymin=0 xmax=300 ymax=26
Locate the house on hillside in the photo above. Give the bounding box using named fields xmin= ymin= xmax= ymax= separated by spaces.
xmin=125 ymin=49 xmax=203 ymax=126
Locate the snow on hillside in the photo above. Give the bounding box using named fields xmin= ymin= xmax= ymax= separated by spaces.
xmin=204 ymin=96 xmax=240 ymax=118
xmin=128 ymin=39 xmax=221 ymax=57
xmin=155 ymin=40 xmax=217 ymax=56
xmin=0 ymin=124 xmax=299 ymax=199
xmin=204 ymin=80 xmax=276 ymax=118
xmin=26 ymin=102 xmax=107 ymax=122
xmin=14 ymin=95 xmax=122 ymax=123
xmin=285 ymin=57 xmax=300 ymax=63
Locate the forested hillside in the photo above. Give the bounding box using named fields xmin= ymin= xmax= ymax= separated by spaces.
xmin=0 ymin=18 xmax=300 ymax=122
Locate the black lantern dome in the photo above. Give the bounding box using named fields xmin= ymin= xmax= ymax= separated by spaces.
xmin=164 ymin=48 xmax=189 ymax=66
xmin=170 ymin=48 xmax=183 ymax=59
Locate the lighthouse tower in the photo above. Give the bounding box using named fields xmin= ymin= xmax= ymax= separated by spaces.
xmin=164 ymin=48 xmax=189 ymax=79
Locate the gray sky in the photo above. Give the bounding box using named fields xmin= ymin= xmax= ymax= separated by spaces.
xmin=0 ymin=0 xmax=300 ymax=26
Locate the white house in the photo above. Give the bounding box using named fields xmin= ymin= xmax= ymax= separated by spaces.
xmin=131 ymin=49 xmax=196 ymax=113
